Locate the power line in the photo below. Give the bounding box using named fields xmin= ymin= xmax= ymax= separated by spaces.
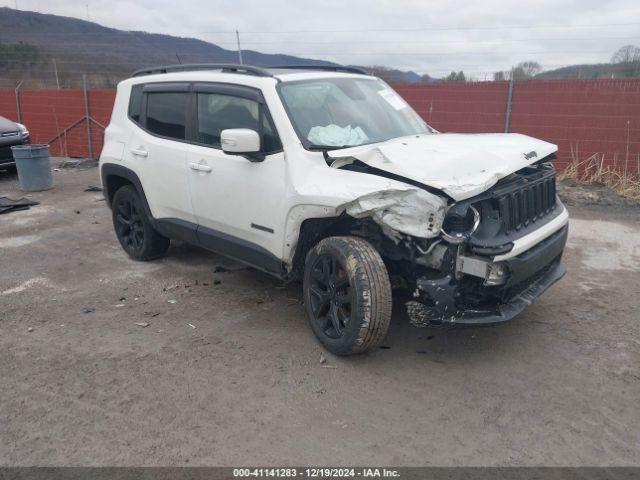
xmin=5 ymin=29 xmax=640 ymax=38
xmin=0 ymin=48 xmax=625 ymax=59
xmin=141 ymin=22 xmax=640 ymax=35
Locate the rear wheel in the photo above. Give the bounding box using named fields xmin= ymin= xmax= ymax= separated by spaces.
xmin=303 ymin=236 xmax=392 ymax=356
xmin=111 ymin=185 xmax=169 ymax=261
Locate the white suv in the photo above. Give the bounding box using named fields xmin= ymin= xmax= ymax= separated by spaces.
xmin=100 ymin=64 xmax=569 ymax=355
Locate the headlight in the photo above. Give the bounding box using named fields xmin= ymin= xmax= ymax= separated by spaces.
xmin=441 ymin=204 xmax=480 ymax=243
xmin=16 ymin=123 xmax=29 ymax=137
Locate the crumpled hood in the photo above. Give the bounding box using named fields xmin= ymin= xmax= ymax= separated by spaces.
xmin=328 ymin=133 xmax=557 ymax=201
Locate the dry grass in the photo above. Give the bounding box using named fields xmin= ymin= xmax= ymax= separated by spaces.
xmin=558 ymin=148 xmax=640 ymax=200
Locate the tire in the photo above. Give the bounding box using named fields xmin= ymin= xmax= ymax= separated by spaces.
xmin=303 ymin=236 xmax=392 ymax=356
xmin=111 ymin=185 xmax=170 ymax=261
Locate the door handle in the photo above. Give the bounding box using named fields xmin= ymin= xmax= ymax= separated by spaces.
xmin=189 ymin=162 xmax=212 ymax=173
xmin=130 ymin=147 xmax=148 ymax=157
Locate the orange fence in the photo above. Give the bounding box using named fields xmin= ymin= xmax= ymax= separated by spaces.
xmin=395 ymin=79 xmax=640 ymax=172
xmin=1 ymin=79 xmax=639 ymax=172
xmin=0 ymin=89 xmax=115 ymax=159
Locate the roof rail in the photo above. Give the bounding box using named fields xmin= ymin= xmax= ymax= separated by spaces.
xmin=269 ymin=65 xmax=370 ymax=75
xmin=131 ymin=63 xmax=273 ymax=78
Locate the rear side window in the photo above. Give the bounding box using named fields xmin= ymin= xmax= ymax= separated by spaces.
xmin=196 ymin=92 xmax=281 ymax=153
xmin=128 ymin=85 xmax=143 ymax=124
xmin=146 ymin=92 xmax=188 ymax=140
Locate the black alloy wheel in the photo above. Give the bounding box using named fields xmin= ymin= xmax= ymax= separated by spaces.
xmin=308 ymin=254 xmax=353 ymax=339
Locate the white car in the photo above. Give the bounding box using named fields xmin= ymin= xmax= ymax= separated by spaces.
xmin=100 ymin=64 xmax=569 ymax=355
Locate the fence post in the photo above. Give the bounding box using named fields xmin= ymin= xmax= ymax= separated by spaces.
xmin=504 ymin=73 xmax=514 ymax=133
xmin=14 ymin=80 xmax=23 ymax=123
xmin=82 ymin=74 xmax=94 ymax=160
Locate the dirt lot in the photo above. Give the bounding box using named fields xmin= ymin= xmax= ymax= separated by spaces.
xmin=1 ymin=163 xmax=639 ymax=466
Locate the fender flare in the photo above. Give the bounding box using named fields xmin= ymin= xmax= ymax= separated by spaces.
xmin=100 ymin=163 xmax=156 ymax=226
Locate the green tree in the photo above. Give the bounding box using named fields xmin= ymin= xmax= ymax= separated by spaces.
xmin=444 ymin=70 xmax=466 ymax=82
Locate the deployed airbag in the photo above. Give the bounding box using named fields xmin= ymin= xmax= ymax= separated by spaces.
xmin=307 ymin=124 xmax=368 ymax=147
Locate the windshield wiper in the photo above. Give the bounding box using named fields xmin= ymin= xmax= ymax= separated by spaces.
xmin=307 ymin=144 xmax=355 ymax=151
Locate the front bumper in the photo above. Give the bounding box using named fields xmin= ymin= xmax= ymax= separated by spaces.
xmin=0 ymin=135 xmax=30 ymax=166
xmin=448 ymin=258 xmax=565 ymax=326
xmin=406 ymin=224 xmax=568 ymax=327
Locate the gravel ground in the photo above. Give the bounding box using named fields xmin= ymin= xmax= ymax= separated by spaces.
xmin=0 ymin=164 xmax=639 ymax=466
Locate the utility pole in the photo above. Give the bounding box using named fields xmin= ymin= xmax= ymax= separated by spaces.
xmin=236 ymin=29 xmax=243 ymax=65
xmin=504 ymin=68 xmax=515 ymax=133
xmin=86 ymin=3 xmax=90 ymax=21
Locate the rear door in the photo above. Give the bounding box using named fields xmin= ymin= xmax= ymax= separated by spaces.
xmin=126 ymin=82 xmax=196 ymax=228
xmin=185 ymin=83 xmax=286 ymax=273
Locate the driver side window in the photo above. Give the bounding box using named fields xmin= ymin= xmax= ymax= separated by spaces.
xmin=196 ymin=93 xmax=281 ymax=153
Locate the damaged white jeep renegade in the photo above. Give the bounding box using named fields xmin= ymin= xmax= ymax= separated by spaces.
xmin=100 ymin=64 xmax=569 ymax=355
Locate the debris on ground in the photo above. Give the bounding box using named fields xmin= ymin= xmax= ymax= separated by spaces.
xmin=59 ymin=158 xmax=81 ymax=169
xmin=256 ymin=292 xmax=273 ymax=304
xmin=168 ymin=299 xmax=177 ymax=304
xmin=135 ymin=322 xmax=150 ymax=328
xmin=213 ymin=279 xmax=221 ymax=285
xmin=81 ymin=307 xmax=95 ymax=314
xmin=211 ymin=260 xmax=247 ymax=273
xmin=187 ymin=323 xmax=196 ymax=329
xmin=60 ymin=158 xmax=98 ymax=170
xmin=84 ymin=185 xmax=103 ymax=192
xmin=0 ymin=197 xmax=39 ymax=215
xmin=27 ymin=327 xmax=33 ymax=332
xmin=319 ymin=353 xmax=327 ymax=364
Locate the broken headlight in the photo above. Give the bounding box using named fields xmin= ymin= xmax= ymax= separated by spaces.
xmin=441 ymin=204 xmax=480 ymax=244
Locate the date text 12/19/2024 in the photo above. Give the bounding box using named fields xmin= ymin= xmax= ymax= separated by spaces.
xmin=233 ymin=468 xmax=401 ymax=478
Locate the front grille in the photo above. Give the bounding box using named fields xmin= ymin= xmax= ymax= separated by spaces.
xmin=496 ymin=173 xmax=556 ymax=234
xmin=0 ymin=145 xmax=14 ymax=161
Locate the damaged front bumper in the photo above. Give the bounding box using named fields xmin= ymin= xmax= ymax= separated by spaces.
xmin=406 ymin=224 xmax=568 ymax=327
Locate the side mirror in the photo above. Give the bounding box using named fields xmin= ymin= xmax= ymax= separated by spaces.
xmin=221 ymin=128 xmax=263 ymax=161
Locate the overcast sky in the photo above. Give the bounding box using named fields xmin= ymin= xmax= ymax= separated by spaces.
xmin=3 ymin=0 xmax=640 ymax=78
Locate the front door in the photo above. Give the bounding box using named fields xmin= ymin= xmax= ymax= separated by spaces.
xmin=185 ymin=84 xmax=286 ymax=273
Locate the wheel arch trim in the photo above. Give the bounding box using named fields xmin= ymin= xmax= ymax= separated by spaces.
xmin=101 ymin=163 xmax=156 ymax=227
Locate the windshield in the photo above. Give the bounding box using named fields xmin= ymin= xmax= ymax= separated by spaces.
xmin=279 ymin=77 xmax=431 ymax=149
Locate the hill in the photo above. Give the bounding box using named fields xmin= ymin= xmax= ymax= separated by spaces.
xmin=536 ymin=61 xmax=640 ymax=79
xmin=0 ymin=7 xmax=424 ymax=88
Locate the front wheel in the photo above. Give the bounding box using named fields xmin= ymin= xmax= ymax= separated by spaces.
xmin=303 ymin=236 xmax=392 ymax=356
